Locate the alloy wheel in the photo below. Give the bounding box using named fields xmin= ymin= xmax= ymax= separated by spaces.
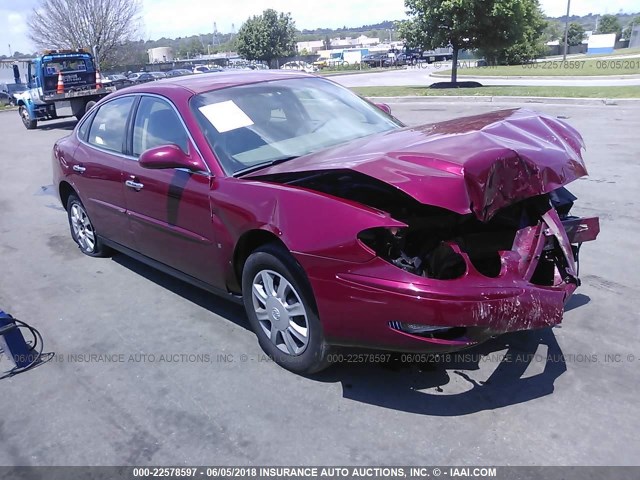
xmin=251 ymin=269 xmax=310 ymax=356
xmin=70 ymin=203 xmax=96 ymax=253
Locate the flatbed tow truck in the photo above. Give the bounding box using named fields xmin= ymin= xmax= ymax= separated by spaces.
xmin=14 ymin=49 xmax=115 ymax=130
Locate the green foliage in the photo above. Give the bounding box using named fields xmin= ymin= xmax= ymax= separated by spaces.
xmin=623 ymin=16 xmax=640 ymax=40
xmin=177 ymin=38 xmax=205 ymax=59
xmin=400 ymin=0 xmax=548 ymax=77
xmin=598 ymin=14 xmax=623 ymax=40
xmin=481 ymin=0 xmax=547 ymax=65
xmin=566 ymin=22 xmax=586 ymax=47
xmin=543 ymin=21 xmax=563 ymax=42
xmin=236 ymin=9 xmax=297 ymax=65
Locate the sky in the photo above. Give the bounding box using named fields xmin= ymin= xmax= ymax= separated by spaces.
xmin=1 ymin=0 xmax=639 ymax=56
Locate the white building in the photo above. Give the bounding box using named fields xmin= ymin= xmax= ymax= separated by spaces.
xmin=297 ymin=35 xmax=384 ymax=52
xmin=296 ymin=40 xmax=325 ymax=53
xmin=148 ymin=47 xmax=174 ymax=63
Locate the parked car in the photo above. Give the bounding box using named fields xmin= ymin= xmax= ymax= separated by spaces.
xmin=280 ymin=61 xmax=317 ymax=73
xmin=150 ymin=71 xmax=167 ymax=80
xmin=193 ymin=66 xmax=211 ymax=74
xmin=104 ymin=74 xmax=133 ymax=90
xmin=127 ymin=72 xmax=156 ymax=84
xmin=312 ymin=57 xmax=330 ymax=69
xmin=362 ymin=53 xmax=395 ymax=68
xmin=51 ymin=71 xmax=599 ymax=374
xmin=0 ymin=82 xmax=28 ymax=105
xmin=166 ymin=69 xmax=193 ymax=77
xmin=394 ymin=53 xmax=416 ymax=66
xmin=0 ymin=90 xmax=11 ymax=106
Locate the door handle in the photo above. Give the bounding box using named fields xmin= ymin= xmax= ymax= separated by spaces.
xmin=125 ymin=180 xmax=144 ymax=191
xmin=72 ymin=165 xmax=86 ymax=173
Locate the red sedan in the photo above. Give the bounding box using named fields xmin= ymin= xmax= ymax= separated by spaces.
xmin=52 ymin=71 xmax=599 ymax=374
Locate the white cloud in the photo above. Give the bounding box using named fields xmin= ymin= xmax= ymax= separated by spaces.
xmin=141 ymin=0 xmax=407 ymax=39
xmin=1 ymin=0 xmax=638 ymax=56
xmin=140 ymin=0 xmax=640 ymax=39
xmin=539 ymin=0 xmax=639 ymax=17
xmin=7 ymin=12 xmax=27 ymax=34
xmin=1 ymin=8 xmax=34 ymax=55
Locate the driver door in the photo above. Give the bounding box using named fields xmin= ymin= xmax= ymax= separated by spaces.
xmin=121 ymin=95 xmax=220 ymax=287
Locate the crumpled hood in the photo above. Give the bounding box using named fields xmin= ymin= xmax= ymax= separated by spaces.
xmin=246 ymin=108 xmax=587 ymax=221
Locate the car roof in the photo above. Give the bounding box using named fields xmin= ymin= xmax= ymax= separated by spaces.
xmin=112 ymin=70 xmax=313 ymax=96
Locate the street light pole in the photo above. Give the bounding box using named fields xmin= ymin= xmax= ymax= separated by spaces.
xmin=562 ymin=0 xmax=571 ymax=61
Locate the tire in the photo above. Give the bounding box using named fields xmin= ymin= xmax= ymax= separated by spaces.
xmin=19 ymin=106 xmax=37 ymax=130
xmin=76 ymin=100 xmax=97 ymax=121
xmin=242 ymin=243 xmax=330 ymax=374
xmin=66 ymin=194 xmax=110 ymax=257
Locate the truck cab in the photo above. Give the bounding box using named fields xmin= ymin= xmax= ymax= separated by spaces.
xmin=15 ymin=49 xmax=114 ymax=130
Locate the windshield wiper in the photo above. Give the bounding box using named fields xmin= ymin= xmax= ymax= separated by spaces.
xmin=233 ymin=157 xmax=298 ymax=177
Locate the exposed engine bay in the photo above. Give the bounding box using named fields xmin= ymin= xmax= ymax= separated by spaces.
xmin=257 ymin=169 xmax=590 ymax=285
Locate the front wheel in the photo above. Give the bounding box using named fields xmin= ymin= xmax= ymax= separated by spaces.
xmin=19 ymin=106 xmax=37 ymax=130
xmin=242 ymin=244 xmax=330 ymax=374
xmin=66 ymin=194 xmax=110 ymax=257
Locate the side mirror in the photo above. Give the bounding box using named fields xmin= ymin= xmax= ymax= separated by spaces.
xmin=375 ymin=103 xmax=391 ymax=115
xmin=139 ymin=144 xmax=206 ymax=172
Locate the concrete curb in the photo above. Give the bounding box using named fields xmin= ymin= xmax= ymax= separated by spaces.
xmin=366 ymin=95 xmax=640 ymax=106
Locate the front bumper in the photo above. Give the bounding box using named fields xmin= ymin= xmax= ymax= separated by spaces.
xmin=295 ymin=214 xmax=600 ymax=352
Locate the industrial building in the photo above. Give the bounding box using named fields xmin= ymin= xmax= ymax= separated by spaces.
xmin=148 ymin=47 xmax=174 ymax=63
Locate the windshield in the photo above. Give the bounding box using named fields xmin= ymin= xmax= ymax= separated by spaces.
xmin=190 ymin=77 xmax=401 ymax=175
xmin=43 ymin=58 xmax=89 ymax=76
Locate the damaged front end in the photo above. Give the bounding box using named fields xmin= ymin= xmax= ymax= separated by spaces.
xmin=248 ymin=109 xmax=601 ymax=349
xmin=350 ymin=186 xmax=599 ymax=345
xmin=256 ymin=168 xmax=599 ymax=348
xmin=357 ymin=187 xmax=599 ymax=291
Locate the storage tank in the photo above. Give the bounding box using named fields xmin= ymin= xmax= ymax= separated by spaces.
xmin=148 ymin=47 xmax=174 ymax=63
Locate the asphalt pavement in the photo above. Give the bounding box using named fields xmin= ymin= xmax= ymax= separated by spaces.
xmin=0 ymin=100 xmax=639 ymax=466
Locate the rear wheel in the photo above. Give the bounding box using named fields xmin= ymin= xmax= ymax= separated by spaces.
xmin=66 ymin=194 xmax=110 ymax=257
xmin=242 ymin=243 xmax=330 ymax=374
xmin=19 ymin=106 xmax=37 ymax=130
xmin=76 ymin=100 xmax=97 ymax=121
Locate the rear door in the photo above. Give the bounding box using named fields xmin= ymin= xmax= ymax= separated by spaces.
xmin=69 ymin=95 xmax=136 ymax=248
xmin=121 ymin=95 xmax=220 ymax=286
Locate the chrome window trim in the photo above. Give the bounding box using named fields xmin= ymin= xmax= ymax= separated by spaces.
xmin=78 ymin=95 xmax=136 ymax=158
xmin=76 ymin=91 xmax=211 ymax=175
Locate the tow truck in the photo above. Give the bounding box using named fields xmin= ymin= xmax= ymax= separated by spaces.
xmin=14 ymin=49 xmax=115 ymax=130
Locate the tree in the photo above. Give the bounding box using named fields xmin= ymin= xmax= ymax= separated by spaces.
xmin=543 ymin=21 xmax=564 ymax=42
xmin=27 ymin=0 xmax=142 ymax=68
xmin=598 ymin=14 xmax=622 ymax=40
xmin=236 ymin=9 xmax=297 ymax=67
xmin=566 ymin=22 xmax=586 ymax=47
xmin=399 ymin=0 xmax=548 ymax=82
xmin=623 ymin=16 xmax=640 ymax=40
xmin=177 ymin=37 xmax=205 ymax=59
xmin=481 ymin=1 xmax=547 ymax=65
xmin=324 ymin=35 xmax=331 ymax=50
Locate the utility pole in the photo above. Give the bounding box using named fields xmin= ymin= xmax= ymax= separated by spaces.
xmin=562 ymin=0 xmax=571 ymax=61
xmin=8 ymin=43 xmax=12 ymax=57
